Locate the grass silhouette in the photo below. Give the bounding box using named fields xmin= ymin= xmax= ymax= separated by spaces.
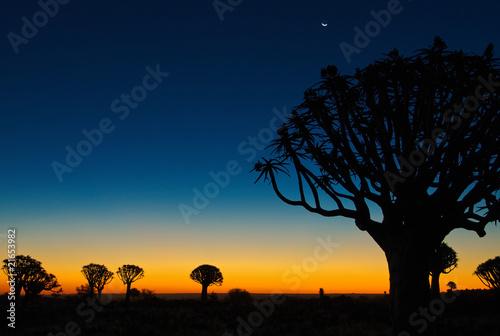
xmin=1 ymin=290 xmax=498 ymax=336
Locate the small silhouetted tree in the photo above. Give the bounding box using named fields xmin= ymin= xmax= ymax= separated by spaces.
xmin=447 ymin=281 xmax=457 ymax=292
xmin=82 ymin=263 xmax=113 ymax=300
xmin=190 ymin=264 xmax=223 ymax=301
xmin=117 ymin=264 xmax=144 ymax=303
xmin=474 ymin=256 xmax=500 ymax=290
xmin=319 ymin=288 xmax=325 ymax=299
xmin=430 ymin=242 xmax=458 ymax=297
xmin=252 ymin=38 xmax=500 ymax=335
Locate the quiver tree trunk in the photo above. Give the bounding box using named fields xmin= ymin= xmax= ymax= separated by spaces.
xmin=386 ymin=244 xmax=431 ymax=336
xmin=383 ymin=229 xmax=435 ymax=336
xmin=125 ymin=282 xmax=131 ymax=303
xmin=201 ymin=284 xmax=208 ymax=302
xmin=430 ymin=271 xmax=441 ymax=299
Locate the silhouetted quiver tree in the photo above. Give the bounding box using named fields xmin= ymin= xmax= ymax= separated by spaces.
xmin=430 ymin=242 xmax=458 ymax=297
xmin=190 ymin=264 xmax=223 ymax=301
xmin=23 ymin=269 xmax=61 ymax=299
xmin=474 ymin=256 xmax=500 ymax=290
xmin=116 ymin=264 xmax=144 ymax=303
xmin=2 ymin=255 xmax=36 ymax=302
xmin=95 ymin=267 xmax=113 ymax=301
xmin=81 ymin=263 xmax=113 ymax=299
xmin=252 ymin=37 xmax=500 ymax=336
xmin=2 ymin=255 xmax=61 ymax=311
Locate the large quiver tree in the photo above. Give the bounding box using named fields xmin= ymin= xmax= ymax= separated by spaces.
xmin=252 ymin=37 xmax=500 ymax=335
xmin=2 ymin=255 xmax=61 ymax=314
xmin=117 ymin=264 xmax=144 ymax=303
xmin=190 ymin=264 xmax=223 ymax=301
xmin=81 ymin=263 xmax=114 ymax=300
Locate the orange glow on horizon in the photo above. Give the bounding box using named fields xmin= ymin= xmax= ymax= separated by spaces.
xmin=0 ymin=261 xmax=489 ymax=296
xmin=1 ymin=219 xmax=496 ymax=296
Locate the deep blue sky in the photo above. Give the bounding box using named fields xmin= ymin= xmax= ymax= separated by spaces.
xmin=1 ymin=0 xmax=500 ymax=293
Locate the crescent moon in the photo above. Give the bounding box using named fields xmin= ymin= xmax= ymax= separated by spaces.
xmin=321 ymin=22 xmax=328 ymax=27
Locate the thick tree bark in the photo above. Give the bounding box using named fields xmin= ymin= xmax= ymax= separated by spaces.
xmin=125 ymin=282 xmax=131 ymax=303
xmin=201 ymin=284 xmax=208 ymax=302
xmin=385 ymin=237 xmax=434 ymax=336
xmin=430 ymin=272 xmax=441 ymax=298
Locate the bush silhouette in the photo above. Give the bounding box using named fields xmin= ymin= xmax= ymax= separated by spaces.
xmin=227 ymin=288 xmax=253 ymax=304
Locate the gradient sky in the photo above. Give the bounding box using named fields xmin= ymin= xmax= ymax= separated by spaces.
xmin=1 ymin=0 xmax=499 ymax=296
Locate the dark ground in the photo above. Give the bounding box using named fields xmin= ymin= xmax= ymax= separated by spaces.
xmin=1 ymin=290 xmax=499 ymax=336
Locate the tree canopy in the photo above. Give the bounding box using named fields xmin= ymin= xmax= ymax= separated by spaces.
xmin=252 ymin=37 xmax=500 ymax=335
xmin=117 ymin=264 xmax=144 ymax=285
xmin=117 ymin=264 xmax=145 ymax=303
xmin=190 ymin=264 xmax=223 ymax=301
xmin=81 ymin=263 xmax=113 ymax=299
xmin=474 ymin=256 xmax=500 ymax=290
xmin=253 ymin=37 xmax=500 ymax=247
xmin=2 ymin=255 xmax=61 ymax=300
xmin=190 ymin=264 xmax=223 ymax=286
xmin=430 ymin=242 xmax=458 ymax=297
xmin=430 ymin=242 xmax=458 ymax=276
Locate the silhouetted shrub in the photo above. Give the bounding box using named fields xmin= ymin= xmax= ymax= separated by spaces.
xmin=76 ymin=284 xmax=93 ymax=297
xmin=141 ymin=288 xmax=155 ymax=299
xmin=227 ymin=288 xmax=253 ymax=305
xmin=209 ymin=291 xmax=218 ymax=302
xmin=129 ymin=288 xmax=140 ymax=300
